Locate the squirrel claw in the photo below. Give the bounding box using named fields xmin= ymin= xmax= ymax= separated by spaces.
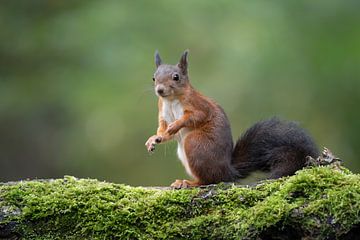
xmin=170 ymin=179 xmax=200 ymax=189
xmin=147 ymin=143 xmax=156 ymax=153
xmin=149 ymin=145 xmax=155 ymax=152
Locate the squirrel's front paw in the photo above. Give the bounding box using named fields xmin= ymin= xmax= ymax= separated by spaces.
xmin=166 ymin=122 xmax=181 ymax=135
xmin=145 ymin=135 xmax=162 ymax=153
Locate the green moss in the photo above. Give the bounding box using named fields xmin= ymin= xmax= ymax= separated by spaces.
xmin=1 ymin=165 xmax=359 ymax=239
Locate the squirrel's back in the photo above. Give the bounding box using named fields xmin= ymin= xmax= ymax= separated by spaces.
xmin=232 ymin=118 xmax=319 ymax=179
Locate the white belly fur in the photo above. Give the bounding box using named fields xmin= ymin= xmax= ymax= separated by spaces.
xmin=162 ymin=99 xmax=193 ymax=177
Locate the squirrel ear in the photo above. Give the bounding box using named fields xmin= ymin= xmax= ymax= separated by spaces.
xmin=178 ymin=49 xmax=189 ymax=75
xmin=155 ymin=50 xmax=162 ymax=68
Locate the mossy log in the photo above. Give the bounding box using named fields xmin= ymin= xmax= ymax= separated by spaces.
xmin=1 ymin=165 xmax=360 ymax=239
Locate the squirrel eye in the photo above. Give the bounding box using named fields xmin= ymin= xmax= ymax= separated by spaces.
xmin=172 ymin=74 xmax=179 ymax=81
xmin=152 ymin=77 xmax=155 ymax=81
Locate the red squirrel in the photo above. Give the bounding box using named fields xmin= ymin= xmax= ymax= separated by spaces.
xmin=145 ymin=50 xmax=319 ymax=188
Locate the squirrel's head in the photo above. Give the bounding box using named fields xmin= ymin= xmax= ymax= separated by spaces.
xmin=152 ymin=50 xmax=190 ymax=99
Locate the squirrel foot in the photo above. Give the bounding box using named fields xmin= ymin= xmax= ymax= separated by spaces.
xmin=170 ymin=179 xmax=200 ymax=189
xmin=145 ymin=135 xmax=162 ymax=153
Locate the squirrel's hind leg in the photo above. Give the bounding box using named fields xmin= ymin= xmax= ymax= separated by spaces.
xmin=170 ymin=179 xmax=201 ymax=189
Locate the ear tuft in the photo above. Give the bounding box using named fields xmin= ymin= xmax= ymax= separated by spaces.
xmin=178 ymin=49 xmax=189 ymax=75
xmin=155 ymin=50 xmax=162 ymax=68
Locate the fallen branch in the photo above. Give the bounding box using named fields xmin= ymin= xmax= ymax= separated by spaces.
xmin=0 ymin=153 xmax=359 ymax=239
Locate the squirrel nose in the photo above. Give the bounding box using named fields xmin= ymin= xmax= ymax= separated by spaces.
xmin=157 ymin=89 xmax=164 ymax=95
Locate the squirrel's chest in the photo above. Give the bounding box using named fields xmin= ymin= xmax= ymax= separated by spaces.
xmin=161 ymin=99 xmax=184 ymax=124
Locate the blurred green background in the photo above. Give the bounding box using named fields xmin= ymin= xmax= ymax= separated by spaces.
xmin=0 ymin=0 xmax=359 ymax=186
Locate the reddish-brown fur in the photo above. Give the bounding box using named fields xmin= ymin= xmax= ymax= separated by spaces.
xmin=145 ymin=50 xmax=319 ymax=188
xmin=145 ymin=50 xmax=236 ymax=188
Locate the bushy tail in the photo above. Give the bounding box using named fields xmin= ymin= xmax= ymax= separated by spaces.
xmin=231 ymin=118 xmax=319 ymax=179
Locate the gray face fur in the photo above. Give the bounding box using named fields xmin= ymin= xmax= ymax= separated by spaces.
xmin=153 ymin=50 xmax=189 ymax=98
